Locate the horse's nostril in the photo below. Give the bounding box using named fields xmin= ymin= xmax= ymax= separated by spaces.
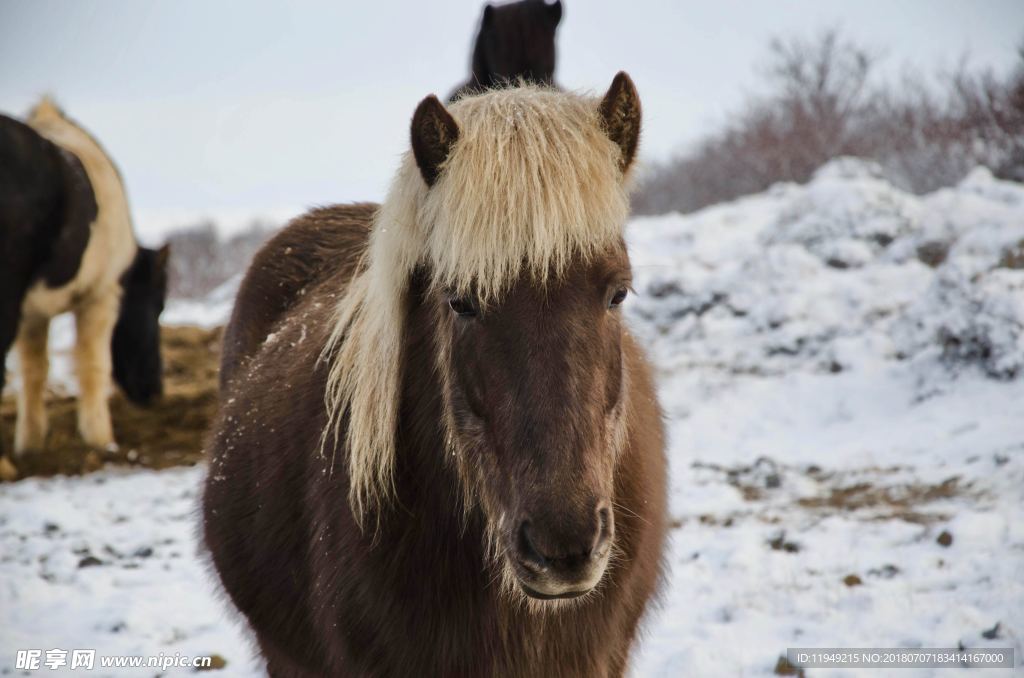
xmin=517 ymin=521 xmax=547 ymax=568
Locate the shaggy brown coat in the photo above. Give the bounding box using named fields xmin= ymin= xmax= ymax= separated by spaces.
xmin=204 ymin=78 xmax=666 ymax=677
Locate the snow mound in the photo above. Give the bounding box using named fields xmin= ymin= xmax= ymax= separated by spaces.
xmin=627 ymin=160 xmax=1024 ymax=381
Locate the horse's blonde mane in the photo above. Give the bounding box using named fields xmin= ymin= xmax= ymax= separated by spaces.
xmin=28 ymin=97 xmax=127 ymax=193
xmin=27 ymin=96 xmax=137 ymax=254
xmin=323 ymin=86 xmax=631 ymax=523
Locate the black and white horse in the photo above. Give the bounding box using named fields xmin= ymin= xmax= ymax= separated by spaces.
xmin=0 ymin=99 xmax=168 ymax=479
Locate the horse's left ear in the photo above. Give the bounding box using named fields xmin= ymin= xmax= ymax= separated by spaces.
xmin=411 ymin=95 xmax=460 ymax=187
xmin=598 ymin=71 xmax=641 ymax=174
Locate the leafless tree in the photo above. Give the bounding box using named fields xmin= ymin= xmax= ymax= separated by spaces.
xmin=633 ymin=31 xmax=1024 ymax=215
xmin=166 ymin=220 xmax=276 ymax=299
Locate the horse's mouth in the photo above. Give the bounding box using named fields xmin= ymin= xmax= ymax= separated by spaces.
xmin=518 ymin=582 xmax=590 ymax=600
xmin=509 ymin=553 xmax=608 ymax=602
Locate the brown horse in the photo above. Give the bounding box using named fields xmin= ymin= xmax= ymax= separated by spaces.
xmin=204 ymin=75 xmax=666 ymax=677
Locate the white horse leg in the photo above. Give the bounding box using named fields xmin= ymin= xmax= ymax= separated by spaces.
xmin=14 ymin=314 xmax=51 ymax=453
xmin=74 ymin=292 xmax=118 ymax=449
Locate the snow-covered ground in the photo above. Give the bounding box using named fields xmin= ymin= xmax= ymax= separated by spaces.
xmin=2 ymin=159 xmax=1023 ymax=676
xmin=0 ymin=467 xmax=260 ymax=675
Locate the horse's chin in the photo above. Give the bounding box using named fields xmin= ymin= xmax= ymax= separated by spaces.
xmin=518 ymin=582 xmax=591 ymax=600
xmin=505 ymin=553 xmax=610 ymax=605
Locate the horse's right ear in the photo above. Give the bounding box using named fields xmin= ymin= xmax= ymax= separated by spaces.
xmin=411 ymin=95 xmax=460 ymax=187
xmin=598 ymin=71 xmax=642 ymax=174
xmin=547 ymin=0 xmax=562 ymax=26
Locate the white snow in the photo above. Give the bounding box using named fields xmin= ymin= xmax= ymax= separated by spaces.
xmin=2 ymin=159 xmax=1023 ymax=676
xmin=0 ymin=468 xmax=261 ymax=675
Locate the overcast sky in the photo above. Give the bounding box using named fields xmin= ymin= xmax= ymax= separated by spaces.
xmin=1 ymin=1 xmax=1022 ymax=241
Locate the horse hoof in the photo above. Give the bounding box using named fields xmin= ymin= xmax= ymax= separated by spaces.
xmin=82 ymin=441 xmax=118 ymax=457
xmin=0 ymin=456 xmax=18 ymax=482
xmin=80 ymin=433 xmax=116 ymax=452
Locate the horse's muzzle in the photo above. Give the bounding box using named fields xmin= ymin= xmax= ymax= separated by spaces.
xmin=510 ymin=505 xmax=613 ymax=599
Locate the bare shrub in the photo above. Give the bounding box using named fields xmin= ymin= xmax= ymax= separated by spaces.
xmin=166 ymin=220 xmax=276 ymax=299
xmin=633 ymin=31 xmax=1024 ymax=215
xmin=873 ymin=50 xmax=1024 ymax=192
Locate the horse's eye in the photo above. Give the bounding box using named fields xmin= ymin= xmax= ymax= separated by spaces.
xmin=609 ymin=287 xmax=628 ymax=309
xmin=448 ymin=295 xmax=478 ymax=317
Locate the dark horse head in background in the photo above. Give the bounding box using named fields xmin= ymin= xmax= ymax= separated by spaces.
xmin=450 ymin=0 xmax=563 ymax=100
xmin=112 ymin=244 xmax=169 ymax=405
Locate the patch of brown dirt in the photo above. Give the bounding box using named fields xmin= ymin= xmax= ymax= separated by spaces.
xmin=797 ymin=475 xmax=966 ymax=524
xmin=684 ymin=460 xmax=970 ymax=527
xmin=1 ymin=325 xmax=222 ymax=480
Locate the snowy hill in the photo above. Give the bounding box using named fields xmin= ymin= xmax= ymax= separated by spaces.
xmin=629 ymin=158 xmax=1024 ymax=383
xmin=625 ymin=158 xmax=1024 ymax=675
xmin=2 ymin=159 xmax=1022 ymax=676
